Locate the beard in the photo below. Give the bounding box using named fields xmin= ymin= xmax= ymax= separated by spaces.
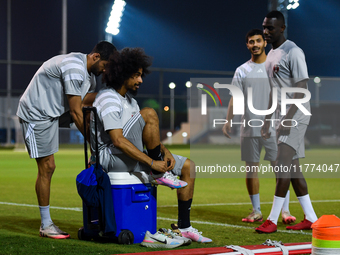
xmin=252 ymin=47 xmax=263 ymax=55
xmin=128 ymin=88 xmax=138 ymax=97
xmin=90 ymin=61 xmax=101 ymax=76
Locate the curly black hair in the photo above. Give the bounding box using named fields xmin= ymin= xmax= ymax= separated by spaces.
xmin=103 ymin=47 xmax=152 ymax=90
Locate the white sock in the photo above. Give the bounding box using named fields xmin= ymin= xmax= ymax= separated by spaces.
xmin=268 ymin=196 xmax=285 ymax=225
xmin=297 ymin=194 xmax=318 ymax=223
xmin=250 ymin=193 xmax=261 ymax=213
xmin=282 ymin=190 xmax=290 ymax=213
xmin=39 ymin=205 xmax=53 ymax=228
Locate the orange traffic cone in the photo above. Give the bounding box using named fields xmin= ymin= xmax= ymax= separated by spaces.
xmin=312 ymin=215 xmax=340 ymax=254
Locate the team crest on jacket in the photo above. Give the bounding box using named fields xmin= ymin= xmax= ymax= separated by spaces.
xmin=273 ymin=65 xmax=279 ymax=73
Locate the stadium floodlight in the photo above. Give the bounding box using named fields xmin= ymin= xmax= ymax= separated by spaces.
xmin=314 ymin=77 xmax=321 ymax=84
xmin=197 ymin=83 xmax=203 ymax=89
xmin=287 ymin=0 xmax=299 ymax=10
xmin=169 ymin=82 xmax=176 ymax=89
xmin=291 ymin=2 xmax=299 ymax=9
xmin=105 ymin=0 xmax=126 ymax=36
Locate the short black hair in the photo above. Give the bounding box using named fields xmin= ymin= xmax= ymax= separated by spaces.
xmin=103 ymin=47 xmax=152 ymax=90
xmin=266 ymin=10 xmax=285 ymax=25
xmin=90 ymin=41 xmax=117 ymax=61
xmin=245 ymin=29 xmax=264 ymax=43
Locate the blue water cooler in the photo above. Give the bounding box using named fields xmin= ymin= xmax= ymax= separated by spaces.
xmin=109 ymin=172 xmax=157 ymax=243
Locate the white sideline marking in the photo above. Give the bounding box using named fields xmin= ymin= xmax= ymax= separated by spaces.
xmin=158 ymin=199 xmax=340 ymax=208
xmin=0 ymin=201 xmax=314 ymax=236
xmin=0 ymin=202 xmax=82 ymax=211
xmin=157 ymin=217 xmax=312 ymax=235
xmin=2 ymin=199 xmax=339 ymax=210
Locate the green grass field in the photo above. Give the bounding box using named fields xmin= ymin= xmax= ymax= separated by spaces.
xmin=0 ymin=145 xmax=339 ymax=255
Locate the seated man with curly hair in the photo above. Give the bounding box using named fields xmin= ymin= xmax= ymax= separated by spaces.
xmin=90 ymin=47 xmax=212 ymax=243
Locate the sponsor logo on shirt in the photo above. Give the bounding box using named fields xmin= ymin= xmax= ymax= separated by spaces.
xmin=273 ymin=65 xmax=279 ymax=73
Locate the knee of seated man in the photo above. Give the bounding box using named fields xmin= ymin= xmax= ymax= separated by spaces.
xmin=182 ymin=159 xmax=196 ymax=179
xmin=140 ymin=107 xmax=158 ymax=121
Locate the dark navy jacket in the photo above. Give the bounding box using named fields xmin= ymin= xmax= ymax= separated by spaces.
xmin=76 ymin=164 xmax=116 ymax=234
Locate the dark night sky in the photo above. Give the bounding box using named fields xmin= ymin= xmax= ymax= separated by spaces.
xmin=0 ymin=0 xmax=340 ymax=99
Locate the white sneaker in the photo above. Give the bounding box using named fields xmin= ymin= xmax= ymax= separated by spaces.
xmin=150 ymin=171 xmax=187 ymax=189
xmin=172 ymin=224 xmax=212 ymax=243
xmin=159 ymin=228 xmax=192 ymax=246
xmin=141 ymin=230 xmax=184 ymax=248
xmin=39 ymin=223 xmax=70 ymax=239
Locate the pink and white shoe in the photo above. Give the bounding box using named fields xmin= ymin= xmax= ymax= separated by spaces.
xmin=151 ymin=171 xmax=187 ymax=189
xmin=282 ymin=211 xmax=296 ymax=224
xmin=176 ymin=225 xmax=212 ymax=243
xmin=39 ymin=223 xmax=70 ymax=239
xmin=242 ymin=210 xmax=263 ymax=223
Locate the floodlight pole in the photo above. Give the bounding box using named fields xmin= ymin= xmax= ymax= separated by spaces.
xmin=61 ymin=0 xmax=67 ymax=54
xmin=158 ymin=72 xmax=164 ymax=132
xmin=170 ymin=89 xmax=174 ymax=131
xmin=185 ymin=81 xmax=192 ymax=121
xmin=169 ymin=83 xmax=176 ymax=131
xmin=6 ymin=0 xmax=12 ymax=145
